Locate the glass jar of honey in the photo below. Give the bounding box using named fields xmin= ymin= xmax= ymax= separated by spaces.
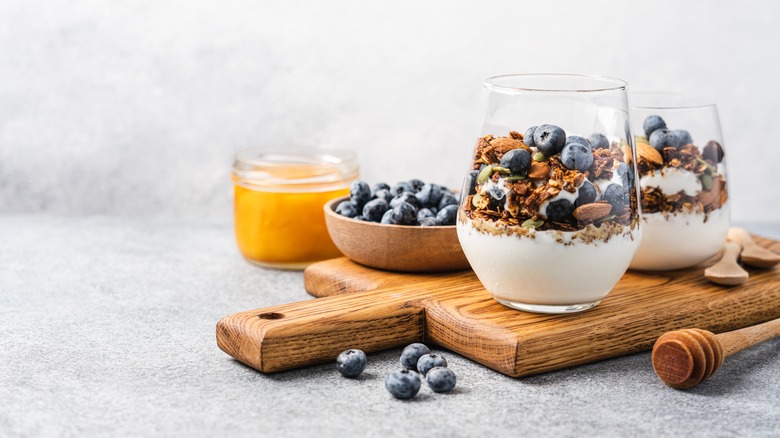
xmin=232 ymin=148 xmax=358 ymax=270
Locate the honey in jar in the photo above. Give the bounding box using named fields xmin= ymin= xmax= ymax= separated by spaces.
xmin=232 ymin=149 xmax=358 ymax=269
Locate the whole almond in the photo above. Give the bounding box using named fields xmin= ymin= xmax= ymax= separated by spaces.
xmin=528 ymin=161 xmax=550 ymax=180
xmin=573 ymin=203 xmax=613 ymax=222
xmin=636 ymin=142 xmax=663 ymax=166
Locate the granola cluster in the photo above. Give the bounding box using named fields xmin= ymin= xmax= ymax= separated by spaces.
xmin=462 ymin=125 xmax=638 ymax=234
xmin=635 ymin=120 xmax=728 ymax=217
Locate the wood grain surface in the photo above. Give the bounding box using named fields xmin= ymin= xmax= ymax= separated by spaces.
xmin=216 ymin=236 xmax=780 ymax=378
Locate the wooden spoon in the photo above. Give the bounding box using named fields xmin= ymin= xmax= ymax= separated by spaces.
xmin=704 ymin=241 xmax=748 ymax=285
xmin=727 ymin=227 xmax=780 ymax=268
xmin=652 ymin=317 xmax=780 ymax=389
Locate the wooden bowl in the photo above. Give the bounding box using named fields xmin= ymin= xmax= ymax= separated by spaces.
xmin=324 ymin=196 xmax=471 ymax=272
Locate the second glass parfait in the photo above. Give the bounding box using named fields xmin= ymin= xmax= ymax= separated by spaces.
xmin=457 ymin=74 xmax=642 ymax=314
xmin=628 ymin=93 xmax=730 ymax=270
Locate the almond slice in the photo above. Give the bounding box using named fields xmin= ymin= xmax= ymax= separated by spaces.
xmin=636 ymin=142 xmax=663 ymax=166
xmin=573 ymin=203 xmax=613 ymax=222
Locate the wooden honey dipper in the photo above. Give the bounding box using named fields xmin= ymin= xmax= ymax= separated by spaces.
xmin=652 ymin=317 xmax=780 ymax=389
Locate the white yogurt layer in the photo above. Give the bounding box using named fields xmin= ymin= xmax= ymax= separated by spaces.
xmin=629 ymin=203 xmax=730 ymax=270
xmin=639 ymin=167 xmax=701 ymax=196
xmin=457 ymin=221 xmax=640 ymax=306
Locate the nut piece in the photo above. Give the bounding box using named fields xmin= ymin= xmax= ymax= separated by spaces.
xmin=636 ymin=142 xmax=663 ymax=166
xmin=572 ymin=203 xmax=613 ymax=222
xmin=527 ymin=161 xmax=551 ymax=180
xmin=490 ymin=137 xmax=531 ymax=153
xmin=622 ymin=144 xmax=633 ymax=165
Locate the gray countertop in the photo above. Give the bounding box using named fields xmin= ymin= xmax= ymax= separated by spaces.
xmin=2 ymin=215 xmax=779 ymax=437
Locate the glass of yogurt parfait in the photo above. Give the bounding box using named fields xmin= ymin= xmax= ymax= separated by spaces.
xmin=629 ymin=93 xmax=730 ymax=270
xmin=457 ymin=74 xmax=642 ymax=314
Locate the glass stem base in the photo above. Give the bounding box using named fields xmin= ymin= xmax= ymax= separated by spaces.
xmin=494 ymin=298 xmax=602 ymax=314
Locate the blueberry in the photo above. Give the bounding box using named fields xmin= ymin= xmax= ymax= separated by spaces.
xmin=435 ymin=205 xmax=458 ymax=226
xmin=380 ymin=209 xmax=395 ymax=224
xmin=523 ymin=126 xmax=537 ymax=146
xmin=400 ymin=343 xmax=431 ymax=369
xmin=390 ymin=192 xmax=420 ymax=209
xmin=545 ymin=198 xmax=574 ymax=221
xmin=336 ymin=349 xmax=367 ymax=378
xmin=500 ymin=148 xmax=532 ymax=175
xmin=590 ymin=133 xmax=610 ymax=150
xmin=362 ymin=198 xmax=389 ymax=222
xmin=486 ymin=184 xmax=505 ymax=200
xmin=463 ymin=170 xmax=479 ymax=196
xmin=649 ymin=129 xmax=679 ymax=153
xmin=417 ymin=208 xmax=435 ymax=223
xmin=390 ymin=182 xmax=414 ymax=197
xmin=354 ymin=215 xmax=367 ymax=221
xmin=416 ymin=353 xmax=448 ymax=375
xmin=703 ymin=140 xmax=724 ymax=163
xmin=392 ymin=202 xmax=417 ymax=225
xmin=533 ymin=124 xmax=566 ymax=156
xmin=408 ymin=179 xmax=425 ymax=192
xmin=350 ymin=180 xmax=372 ymax=207
xmin=603 ymin=183 xmax=629 ymax=213
xmin=616 ymin=162 xmax=633 ymax=188
xmin=438 ymin=193 xmax=459 ymax=210
xmin=643 ymin=115 xmax=667 ymax=138
xmin=419 ymin=217 xmax=438 ymax=226
xmin=371 ymin=182 xmax=391 ymax=195
xmin=335 ymin=200 xmax=359 ymax=218
xmin=673 ymin=129 xmax=692 ymax=146
xmin=575 ymin=180 xmax=597 ymax=207
xmin=373 ymin=188 xmax=392 ymax=203
xmin=426 ymin=367 xmax=456 ymax=393
xmin=415 ymin=184 xmax=443 ymax=208
xmin=560 ymin=141 xmax=594 ymax=171
xmin=566 ymin=135 xmax=590 ymax=147
xmin=385 ymin=369 xmax=421 ymax=399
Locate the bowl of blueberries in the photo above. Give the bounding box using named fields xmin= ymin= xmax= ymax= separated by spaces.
xmin=325 ymin=179 xmax=471 ymax=272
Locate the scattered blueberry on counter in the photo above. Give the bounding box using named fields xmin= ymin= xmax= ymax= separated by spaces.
xmin=426 ymin=367 xmax=457 ymax=393
xmin=336 ymin=342 xmax=458 ymax=400
xmin=400 ymin=343 xmax=431 ymax=369
xmin=416 ymin=353 xmax=448 ymax=376
xmin=385 ymin=369 xmax=422 ymax=399
xmin=335 ymin=179 xmax=460 ymax=226
xmin=336 ymin=349 xmax=367 ymax=378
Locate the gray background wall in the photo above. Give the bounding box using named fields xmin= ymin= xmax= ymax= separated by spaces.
xmin=1 ymin=0 xmax=778 ymax=222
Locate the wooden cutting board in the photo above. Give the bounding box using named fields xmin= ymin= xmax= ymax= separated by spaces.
xmin=216 ymin=236 xmax=780 ymax=377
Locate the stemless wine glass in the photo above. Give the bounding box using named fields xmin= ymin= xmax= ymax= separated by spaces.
xmin=629 ymin=93 xmax=730 ymax=270
xmin=456 ymin=74 xmax=642 ymax=314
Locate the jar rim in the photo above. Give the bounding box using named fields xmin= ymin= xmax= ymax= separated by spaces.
xmin=483 ymin=73 xmax=628 ymax=94
xmin=233 ymin=147 xmax=359 ymax=190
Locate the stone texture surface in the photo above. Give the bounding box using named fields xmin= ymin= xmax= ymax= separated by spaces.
xmin=1 ymin=215 xmax=779 ymax=437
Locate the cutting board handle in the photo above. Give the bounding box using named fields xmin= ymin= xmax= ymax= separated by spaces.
xmin=216 ymin=290 xmax=426 ymax=372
